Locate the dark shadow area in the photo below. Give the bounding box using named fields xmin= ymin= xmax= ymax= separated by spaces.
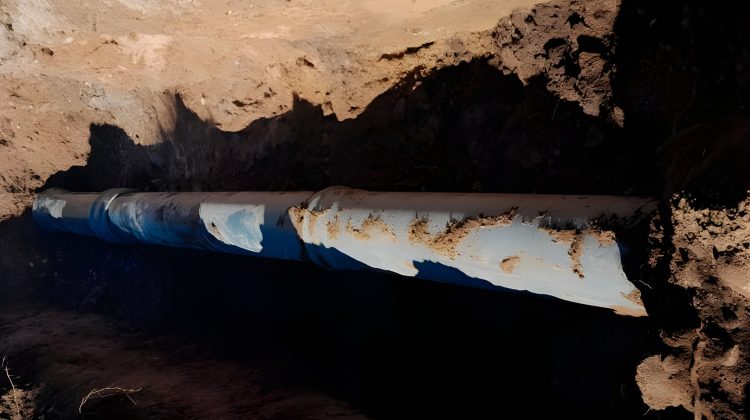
xmin=612 ymin=2 xmax=750 ymax=418
xmin=45 ymin=59 xmax=660 ymax=196
xmin=30 ymin=224 xmax=653 ymax=419
xmin=613 ymin=0 xmax=750 ymax=208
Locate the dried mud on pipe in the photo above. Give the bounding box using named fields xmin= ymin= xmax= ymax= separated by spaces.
xmin=500 ymin=255 xmax=521 ymax=273
xmin=346 ymin=216 xmax=396 ymax=241
xmin=540 ymin=227 xmax=618 ymax=279
xmin=288 ymin=206 xmax=322 ymax=239
xmin=407 ymin=209 xmax=518 ymax=258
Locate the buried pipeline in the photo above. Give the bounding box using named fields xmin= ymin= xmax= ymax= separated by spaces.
xmin=33 ymin=187 xmax=656 ymax=317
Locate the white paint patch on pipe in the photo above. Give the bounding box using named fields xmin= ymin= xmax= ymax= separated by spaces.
xmin=33 ymin=195 xmax=66 ymax=218
xmin=199 ymin=203 xmax=265 ymax=253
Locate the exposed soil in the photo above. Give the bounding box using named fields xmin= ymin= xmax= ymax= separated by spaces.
xmin=1 ymin=0 xmax=749 ymax=418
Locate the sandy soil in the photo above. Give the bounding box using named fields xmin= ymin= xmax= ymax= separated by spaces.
xmin=1 ymin=0 xmax=750 ymax=418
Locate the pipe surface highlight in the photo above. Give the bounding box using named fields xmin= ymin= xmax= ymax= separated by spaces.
xmin=33 ymin=187 xmax=656 ymax=317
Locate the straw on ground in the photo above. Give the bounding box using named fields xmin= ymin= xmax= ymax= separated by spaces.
xmin=79 ymin=386 xmax=143 ymax=413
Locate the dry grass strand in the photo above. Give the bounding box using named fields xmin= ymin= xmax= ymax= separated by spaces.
xmin=2 ymin=356 xmax=21 ymax=418
xmin=79 ymin=386 xmax=143 ymax=414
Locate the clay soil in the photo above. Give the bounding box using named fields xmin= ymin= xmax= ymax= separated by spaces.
xmin=1 ymin=0 xmax=750 ymax=418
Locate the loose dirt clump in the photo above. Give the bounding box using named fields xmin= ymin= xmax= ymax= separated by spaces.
xmin=636 ymin=354 xmax=694 ymax=411
xmin=637 ymin=194 xmax=750 ymax=418
xmin=493 ymin=0 xmax=620 ymax=118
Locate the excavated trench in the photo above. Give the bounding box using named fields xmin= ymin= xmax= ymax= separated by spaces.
xmin=1 ymin=0 xmax=750 ymax=418
xmin=3 ymin=59 xmax=663 ymax=418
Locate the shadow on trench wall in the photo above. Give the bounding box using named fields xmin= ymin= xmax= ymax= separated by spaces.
xmin=45 ymin=58 xmax=660 ymax=195
xmin=23 ymin=59 xmax=664 ymax=418
xmin=613 ymin=0 xmax=750 ymax=208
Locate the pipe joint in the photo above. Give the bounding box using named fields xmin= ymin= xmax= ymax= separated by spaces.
xmin=89 ymin=188 xmax=138 ymax=243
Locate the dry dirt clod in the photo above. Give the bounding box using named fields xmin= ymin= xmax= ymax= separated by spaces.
xmin=636 ymin=354 xmax=694 ymax=411
xmin=637 ymin=193 xmax=750 ymax=418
